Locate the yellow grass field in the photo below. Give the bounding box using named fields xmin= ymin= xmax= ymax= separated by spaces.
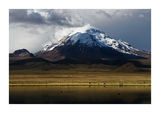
xmin=9 ymin=64 xmax=151 ymax=86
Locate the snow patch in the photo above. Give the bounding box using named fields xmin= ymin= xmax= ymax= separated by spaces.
xmin=43 ymin=24 xmax=139 ymax=56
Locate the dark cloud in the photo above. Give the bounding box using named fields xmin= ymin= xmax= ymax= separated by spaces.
xmin=95 ymin=10 xmax=114 ymax=18
xmin=47 ymin=10 xmax=73 ymax=26
xmin=9 ymin=9 xmax=82 ymax=27
xmin=9 ymin=9 xmax=45 ymax=24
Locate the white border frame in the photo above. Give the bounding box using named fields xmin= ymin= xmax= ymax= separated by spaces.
xmin=0 ymin=0 xmax=159 ymax=113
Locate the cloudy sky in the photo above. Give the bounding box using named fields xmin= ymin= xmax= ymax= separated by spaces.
xmin=9 ymin=9 xmax=151 ymax=53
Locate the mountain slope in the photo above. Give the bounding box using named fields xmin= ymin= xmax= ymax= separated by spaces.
xmin=9 ymin=49 xmax=35 ymax=62
xmin=9 ymin=49 xmax=34 ymax=57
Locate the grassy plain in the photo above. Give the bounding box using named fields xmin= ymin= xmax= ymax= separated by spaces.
xmin=9 ymin=64 xmax=151 ymax=86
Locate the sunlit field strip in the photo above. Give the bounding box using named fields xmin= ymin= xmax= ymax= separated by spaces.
xmin=9 ymin=82 xmax=151 ymax=86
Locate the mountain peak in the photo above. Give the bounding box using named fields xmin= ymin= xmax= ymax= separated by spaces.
xmin=9 ymin=49 xmax=34 ymax=57
xmin=68 ymin=24 xmax=93 ymax=36
xmin=43 ymin=25 xmax=139 ymax=56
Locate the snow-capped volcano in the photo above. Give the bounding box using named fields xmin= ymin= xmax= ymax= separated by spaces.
xmin=43 ymin=24 xmax=139 ymax=56
xmin=35 ymin=25 xmax=152 ymax=62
